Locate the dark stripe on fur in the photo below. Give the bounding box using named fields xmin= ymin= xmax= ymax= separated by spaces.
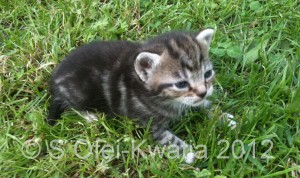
xmin=156 ymin=83 xmax=173 ymax=93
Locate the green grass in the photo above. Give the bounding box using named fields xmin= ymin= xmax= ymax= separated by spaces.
xmin=1 ymin=0 xmax=300 ymax=177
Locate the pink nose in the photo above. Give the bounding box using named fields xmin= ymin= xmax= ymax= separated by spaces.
xmin=197 ymin=91 xmax=207 ymax=98
xmin=193 ymin=85 xmax=207 ymax=98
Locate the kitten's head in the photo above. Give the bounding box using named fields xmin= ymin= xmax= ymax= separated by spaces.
xmin=134 ymin=29 xmax=215 ymax=107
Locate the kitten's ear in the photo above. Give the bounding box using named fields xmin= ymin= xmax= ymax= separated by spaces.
xmin=134 ymin=52 xmax=161 ymax=82
xmin=196 ymin=29 xmax=215 ymax=47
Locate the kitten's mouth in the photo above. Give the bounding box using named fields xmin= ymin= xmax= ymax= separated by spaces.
xmin=176 ymin=97 xmax=205 ymax=107
xmin=191 ymin=99 xmax=205 ymax=107
xmin=193 ymin=98 xmax=202 ymax=104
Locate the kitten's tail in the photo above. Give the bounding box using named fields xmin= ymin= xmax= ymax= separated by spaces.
xmin=47 ymin=99 xmax=65 ymax=125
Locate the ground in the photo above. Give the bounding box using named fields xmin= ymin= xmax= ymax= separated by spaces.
xmin=1 ymin=0 xmax=300 ymax=177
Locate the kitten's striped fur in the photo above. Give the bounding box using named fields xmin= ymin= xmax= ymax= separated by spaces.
xmin=48 ymin=29 xmax=215 ymax=161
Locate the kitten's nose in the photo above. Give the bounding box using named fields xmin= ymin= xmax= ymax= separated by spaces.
xmin=197 ymin=91 xmax=207 ymax=98
xmin=193 ymin=85 xmax=207 ymax=98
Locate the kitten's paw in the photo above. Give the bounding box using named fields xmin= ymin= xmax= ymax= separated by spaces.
xmin=82 ymin=112 xmax=98 ymax=122
xmin=224 ymin=113 xmax=237 ymax=129
xmin=185 ymin=152 xmax=195 ymax=164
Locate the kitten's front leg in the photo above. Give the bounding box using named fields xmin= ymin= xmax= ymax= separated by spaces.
xmin=152 ymin=128 xmax=195 ymax=163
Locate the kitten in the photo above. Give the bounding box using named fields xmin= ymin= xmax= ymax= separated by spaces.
xmin=48 ymin=29 xmax=215 ymax=162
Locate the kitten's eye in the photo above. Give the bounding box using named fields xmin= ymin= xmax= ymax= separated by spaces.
xmin=175 ymin=81 xmax=189 ymax=89
xmin=204 ymin=70 xmax=212 ymax=79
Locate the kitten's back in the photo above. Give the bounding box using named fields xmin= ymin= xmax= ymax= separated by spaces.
xmin=47 ymin=41 xmax=140 ymax=124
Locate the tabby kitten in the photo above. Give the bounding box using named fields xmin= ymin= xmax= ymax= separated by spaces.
xmin=48 ymin=29 xmax=215 ymax=162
